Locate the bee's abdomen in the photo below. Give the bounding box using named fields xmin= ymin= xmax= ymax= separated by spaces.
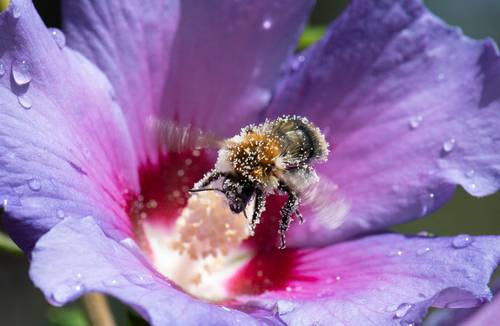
xmin=272 ymin=116 xmax=329 ymax=165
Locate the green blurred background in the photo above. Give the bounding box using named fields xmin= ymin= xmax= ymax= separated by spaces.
xmin=1 ymin=0 xmax=499 ymax=325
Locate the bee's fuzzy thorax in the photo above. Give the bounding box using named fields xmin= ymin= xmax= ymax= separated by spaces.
xmin=225 ymin=131 xmax=284 ymax=186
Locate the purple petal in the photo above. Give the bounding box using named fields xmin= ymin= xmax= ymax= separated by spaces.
xmin=426 ymin=280 xmax=500 ymax=326
xmin=30 ymin=216 xmax=261 ymax=326
xmin=266 ymin=0 xmax=500 ymax=246
xmin=0 ymin=0 xmax=138 ymax=251
xmin=62 ymin=0 xmax=314 ymax=163
xmin=457 ymin=294 xmax=500 ymax=326
xmin=231 ymin=233 xmax=500 ymax=326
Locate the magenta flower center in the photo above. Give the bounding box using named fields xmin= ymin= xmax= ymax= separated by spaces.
xmin=127 ymin=149 xmax=297 ymax=301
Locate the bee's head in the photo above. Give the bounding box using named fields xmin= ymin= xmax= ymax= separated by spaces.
xmin=227 ymin=196 xmax=245 ymax=213
xmin=222 ymin=177 xmax=254 ymax=214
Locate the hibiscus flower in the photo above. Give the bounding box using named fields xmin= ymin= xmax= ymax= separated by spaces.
xmin=1 ymin=0 xmax=500 ymax=325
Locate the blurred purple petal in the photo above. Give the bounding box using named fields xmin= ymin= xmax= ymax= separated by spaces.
xmin=267 ymin=0 xmax=500 ymax=246
xmin=30 ymin=216 xmax=261 ymax=325
xmin=458 ymin=294 xmax=500 ymax=326
xmin=426 ymin=279 xmax=500 ymax=326
xmin=62 ymin=0 xmax=314 ymax=163
xmin=230 ymin=233 xmax=500 ymax=325
xmin=0 ymin=0 xmax=138 ymax=251
xmin=62 ymin=0 xmax=180 ymax=163
xmin=161 ymin=0 xmax=314 ymax=138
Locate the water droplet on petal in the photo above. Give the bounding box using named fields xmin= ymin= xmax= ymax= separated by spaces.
xmin=262 ymin=16 xmax=273 ymax=30
xmin=385 ymin=304 xmax=399 ymax=312
xmin=18 ymin=94 xmax=32 ymax=109
xmin=436 ymin=73 xmax=445 ymax=81
xmin=442 ymin=138 xmax=456 ymax=153
xmin=119 ymin=237 xmax=137 ymax=250
xmin=408 ymin=115 xmax=423 ymax=130
xmin=12 ymin=5 xmax=21 ymax=19
xmin=0 ymin=61 xmax=5 ymax=77
xmin=417 ymin=230 xmax=433 ymax=237
xmin=388 ymin=249 xmax=403 ymax=257
xmin=420 ymin=192 xmax=435 ymax=215
xmin=465 ymin=169 xmax=475 ymax=178
xmin=57 ymin=210 xmax=65 ymax=219
xmin=394 ymin=303 xmax=412 ymax=318
xmin=468 ymin=183 xmax=477 ymax=192
xmin=416 ymin=247 xmax=431 ymax=255
xmin=48 ymin=28 xmax=66 ymax=49
xmin=290 ymin=55 xmax=305 ymax=72
xmin=452 ymin=234 xmax=473 ymax=248
xmin=51 ymin=280 xmax=85 ymax=305
xmin=103 ymin=278 xmax=122 ymax=288
xmin=12 ymin=59 xmax=32 ymax=86
xmin=28 ymin=178 xmax=41 ymax=191
xmin=274 ymin=300 xmax=297 ymax=316
xmin=124 ymin=273 xmax=155 ymax=287
xmin=221 ymin=306 xmax=232 ymax=312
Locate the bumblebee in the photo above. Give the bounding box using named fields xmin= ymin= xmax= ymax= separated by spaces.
xmin=191 ymin=115 xmax=329 ymax=249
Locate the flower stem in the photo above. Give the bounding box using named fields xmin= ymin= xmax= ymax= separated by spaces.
xmin=82 ymin=293 xmax=116 ymax=326
xmin=298 ymin=26 xmax=326 ymax=50
xmin=0 ymin=0 xmax=9 ymax=13
xmin=0 ymin=232 xmax=21 ymax=255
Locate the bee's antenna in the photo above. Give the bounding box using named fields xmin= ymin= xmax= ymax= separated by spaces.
xmin=188 ymin=188 xmax=224 ymax=194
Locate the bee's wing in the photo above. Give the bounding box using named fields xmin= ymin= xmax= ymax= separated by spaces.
xmin=279 ymin=166 xmax=319 ymax=194
xmin=146 ymin=117 xmax=224 ymax=152
xmin=299 ymin=177 xmax=348 ymax=231
xmin=267 ymin=119 xmax=309 ymax=164
xmin=282 ymin=168 xmax=348 ymax=230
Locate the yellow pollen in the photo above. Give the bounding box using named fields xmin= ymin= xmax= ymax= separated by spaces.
xmin=171 ymin=192 xmax=250 ymax=260
xmin=191 ymin=273 xmax=202 ymax=285
xmin=228 ymin=132 xmax=282 ymax=182
xmin=146 ymin=199 xmax=158 ymax=208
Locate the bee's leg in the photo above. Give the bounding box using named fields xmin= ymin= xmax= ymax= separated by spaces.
xmin=277 ymin=183 xmax=300 ymax=249
xmin=249 ymin=188 xmax=266 ymax=233
xmin=192 ymin=169 xmax=221 ymax=190
xmin=295 ymin=209 xmax=304 ymax=224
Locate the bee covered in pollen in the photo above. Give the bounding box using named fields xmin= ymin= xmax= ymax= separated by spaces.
xmin=191 ymin=115 xmax=329 ymax=249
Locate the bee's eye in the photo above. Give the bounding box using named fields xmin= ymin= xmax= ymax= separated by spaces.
xmin=229 ymin=198 xmax=244 ymax=213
